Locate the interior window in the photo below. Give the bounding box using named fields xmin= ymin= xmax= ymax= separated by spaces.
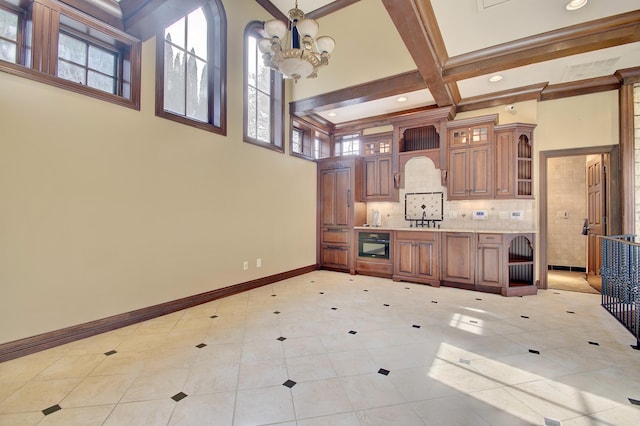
xmin=0 ymin=6 xmax=19 ymax=63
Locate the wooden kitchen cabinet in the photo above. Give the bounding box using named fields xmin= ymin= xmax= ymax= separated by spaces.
xmin=362 ymin=132 xmax=397 ymax=202
xmin=393 ymin=231 xmax=440 ymax=286
xmin=447 ymin=117 xmax=496 ymax=200
xmin=441 ymin=232 xmax=475 ymax=286
xmin=364 ymin=155 xmax=393 ymax=201
xmin=494 ymin=123 xmax=535 ymax=199
xmin=317 ymin=157 xmax=366 ymax=272
xmin=476 ymin=233 xmax=503 ymax=289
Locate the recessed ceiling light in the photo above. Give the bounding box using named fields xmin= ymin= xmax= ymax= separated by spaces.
xmin=328 ymin=112 xmax=336 ymax=117
xmin=396 ymin=96 xmax=408 ymax=103
xmin=489 ymin=74 xmax=503 ymax=82
xmin=566 ymin=0 xmax=587 ymax=11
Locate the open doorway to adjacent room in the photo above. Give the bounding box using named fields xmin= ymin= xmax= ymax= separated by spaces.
xmin=539 ymin=146 xmax=621 ymax=293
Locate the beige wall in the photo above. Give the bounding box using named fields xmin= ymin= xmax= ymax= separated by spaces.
xmin=0 ymin=0 xmax=317 ymax=344
xmin=547 ymin=156 xmax=588 ymax=268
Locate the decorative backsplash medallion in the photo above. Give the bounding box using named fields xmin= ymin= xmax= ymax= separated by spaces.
xmin=404 ymin=192 xmax=444 ymax=221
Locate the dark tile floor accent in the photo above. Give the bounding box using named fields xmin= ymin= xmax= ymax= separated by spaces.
xmin=171 ymin=392 xmax=188 ymax=402
xmin=459 ymin=359 xmax=471 ymax=365
xmin=104 ymin=350 xmax=117 ymax=356
xmin=521 ymin=315 xmax=529 ymax=319
xmin=588 ymin=341 xmax=600 ymax=346
xmin=42 ymin=405 xmax=61 ymax=416
xmin=210 ymin=315 xmax=218 ymax=319
xmin=378 ymin=368 xmax=390 ymax=376
xmin=412 ymin=325 xmax=421 ymax=328
xmin=283 ymin=380 xmax=296 ymax=388
xmin=529 ymin=349 xmax=540 ymax=354
xmin=348 ymin=330 xmax=357 ymax=335
xmin=273 ymin=311 xmax=281 ymax=315
xmin=196 ymin=343 xmax=207 ymax=349
xmin=544 ymin=418 xmax=561 ymax=426
xmin=331 ymin=307 xmax=338 ymax=310
xmin=383 ymin=304 xmax=390 ymax=307
xmin=431 ymin=300 xmax=438 ymax=303
xmin=567 ymin=311 xmax=576 ymax=314
xmin=277 ymin=337 xmax=287 ymax=341
xmin=629 ymin=398 xmax=640 ymax=405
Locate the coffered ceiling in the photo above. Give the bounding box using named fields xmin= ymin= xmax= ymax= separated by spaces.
xmin=264 ymin=0 xmax=640 ymax=125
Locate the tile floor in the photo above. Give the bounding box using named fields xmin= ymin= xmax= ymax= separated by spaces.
xmin=1 ymin=270 xmax=639 ymax=425
xmin=547 ymin=271 xmax=600 ymax=294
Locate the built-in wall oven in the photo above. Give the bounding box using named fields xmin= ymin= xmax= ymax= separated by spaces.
xmin=358 ymin=231 xmax=391 ymax=260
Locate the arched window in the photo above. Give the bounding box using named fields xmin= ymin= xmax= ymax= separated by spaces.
xmin=243 ymin=21 xmax=283 ymax=151
xmin=156 ymin=0 xmax=226 ymax=135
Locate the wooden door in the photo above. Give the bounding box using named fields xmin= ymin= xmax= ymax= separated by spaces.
xmin=587 ymin=155 xmax=605 ymax=276
xmin=494 ymin=130 xmax=514 ymax=197
xmin=364 ymin=158 xmax=377 ymax=198
xmin=320 ymin=170 xmax=336 ymax=226
xmin=416 ymin=240 xmax=437 ymax=281
xmin=442 ymin=233 xmax=475 ymax=284
xmin=448 ymin=149 xmax=468 ymax=199
xmin=335 ymin=168 xmax=351 ymax=227
xmin=377 ymin=156 xmax=392 ymax=198
xmin=469 ymin=145 xmax=492 ymax=197
xmin=477 ymin=244 xmax=502 ymax=287
xmin=395 ymin=239 xmax=415 ymax=277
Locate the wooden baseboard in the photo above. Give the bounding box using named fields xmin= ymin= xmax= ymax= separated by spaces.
xmin=0 ymin=264 xmax=318 ymax=363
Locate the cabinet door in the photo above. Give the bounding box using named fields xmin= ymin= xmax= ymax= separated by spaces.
xmin=469 ymin=145 xmax=492 ymax=197
xmin=442 ymin=233 xmax=475 ymax=284
xmin=321 ymin=168 xmax=351 ymax=227
xmin=416 ymin=240 xmax=438 ymax=280
xmin=477 ymin=244 xmax=503 ymax=287
xmin=495 ymin=130 xmax=514 ymax=197
xmin=395 ymin=240 xmax=415 ymax=277
xmin=377 ymin=156 xmax=393 ymax=198
xmin=364 ymin=158 xmax=377 ymax=198
xmin=448 ymin=149 xmax=468 ymax=199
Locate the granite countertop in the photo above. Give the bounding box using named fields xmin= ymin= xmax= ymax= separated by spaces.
xmin=354 ymin=226 xmax=535 ymax=234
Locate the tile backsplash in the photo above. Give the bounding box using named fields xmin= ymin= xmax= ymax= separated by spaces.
xmin=366 ymin=156 xmax=535 ymax=231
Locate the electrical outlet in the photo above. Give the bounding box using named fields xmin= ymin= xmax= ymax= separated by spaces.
xmin=257 ymin=258 xmax=262 ymax=268
xmin=243 ymin=261 xmax=249 ymax=270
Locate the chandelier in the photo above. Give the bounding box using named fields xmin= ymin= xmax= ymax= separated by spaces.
xmin=258 ymin=1 xmax=335 ymax=82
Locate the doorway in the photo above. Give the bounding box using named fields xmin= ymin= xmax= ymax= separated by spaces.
xmin=539 ymin=146 xmax=621 ymax=291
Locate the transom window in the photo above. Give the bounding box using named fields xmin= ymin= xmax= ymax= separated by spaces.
xmin=0 ymin=7 xmax=18 ymax=63
xmin=0 ymin=0 xmax=140 ymax=109
xmin=336 ymin=133 xmax=361 ymax=156
xmin=57 ymin=32 xmax=118 ymax=94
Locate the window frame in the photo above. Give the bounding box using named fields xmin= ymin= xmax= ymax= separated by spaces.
xmin=155 ymin=0 xmax=227 ymax=135
xmin=335 ymin=132 xmax=362 ymax=156
xmin=243 ymin=21 xmax=284 ymax=152
xmin=290 ymin=118 xmax=330 ymax=160
xmin=0 ymin=0 xmax=141 ymax=110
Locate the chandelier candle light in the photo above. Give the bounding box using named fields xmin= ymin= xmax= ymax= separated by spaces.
xmin=258 ymin=1 xmax=335 ymax=82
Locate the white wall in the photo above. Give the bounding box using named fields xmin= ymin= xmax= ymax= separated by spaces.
xmin=0 ymin=0 xmax=317 ymax=344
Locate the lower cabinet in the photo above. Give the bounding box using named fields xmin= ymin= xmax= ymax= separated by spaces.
xmin=476 ymin=233 xmax=503 ymax=289
xmin=441 ymin=232 xmax=475 ymax=286
xmin=320 ymin=227 xmax=351 ymax=271
xmin=393 ymin=231 xmax=440 ymax=286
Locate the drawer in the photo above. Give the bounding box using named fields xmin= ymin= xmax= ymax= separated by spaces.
xmin=396 ymin=231 xmax=436 ymax=241
xmin=478 ymin=233 xmax=502 ymax=244
xmin=322 ymin=228 xmax=350 ymax=244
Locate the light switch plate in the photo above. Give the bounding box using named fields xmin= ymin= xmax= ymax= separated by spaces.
xmin=510 ymin=211 xmax=523 ymax=220
xmin=473 ymin=210 xmax=488 ymax=220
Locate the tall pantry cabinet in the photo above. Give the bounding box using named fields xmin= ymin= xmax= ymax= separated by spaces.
xmin=317 ymin=157 xmax=366 ymax=273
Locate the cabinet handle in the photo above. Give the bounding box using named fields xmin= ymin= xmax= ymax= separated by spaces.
xmin=327 ymin=228 xmax=343 ymax=232
xmin=347 ymin=189 xmax=351 ymax=208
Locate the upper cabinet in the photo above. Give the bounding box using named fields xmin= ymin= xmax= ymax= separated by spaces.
xmin=446 ymin=116 xmax=535 ymax=200
xmin=362 ymin=133 xmax=396 ymax=202
xmin=494 ymin=123 xmax=536 ymax=199
xmin=446 ymin=116 xmax=497 ymax=200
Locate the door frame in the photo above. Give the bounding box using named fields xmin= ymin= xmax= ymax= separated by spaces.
xmin=538 ymin=145 xmax=621 ymax=289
